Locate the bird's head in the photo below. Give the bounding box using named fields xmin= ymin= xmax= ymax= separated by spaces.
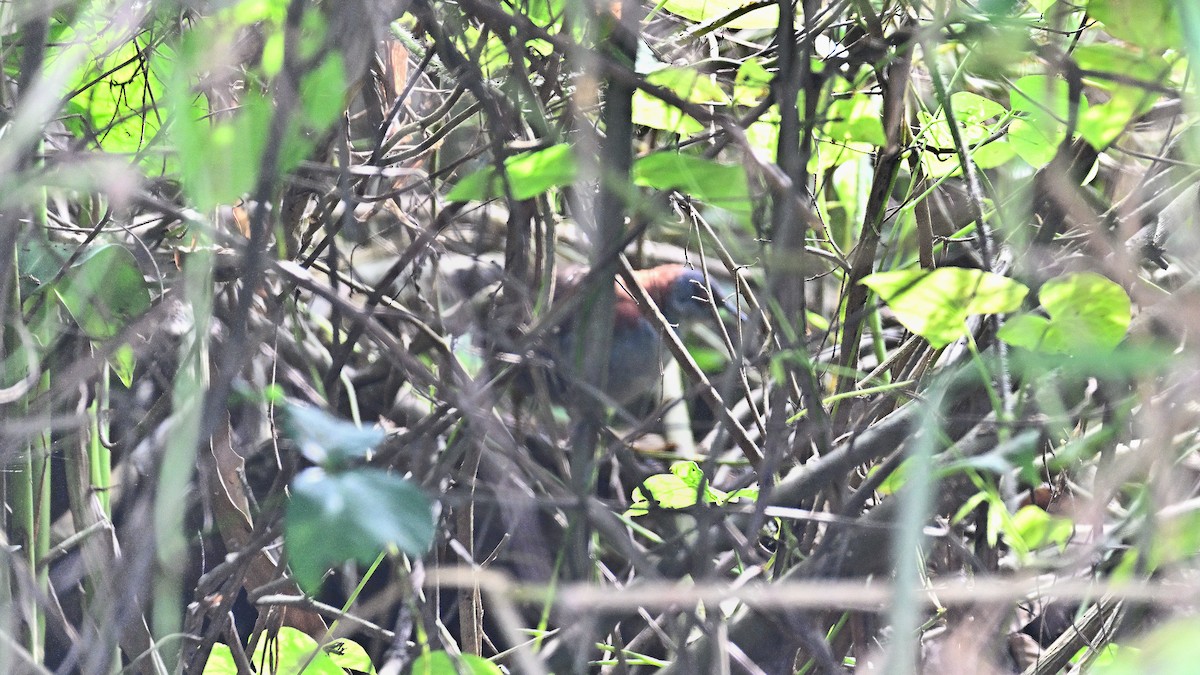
xmin=635 ymin=265 xmax=746 ymax=326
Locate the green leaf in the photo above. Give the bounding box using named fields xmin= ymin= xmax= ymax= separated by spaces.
xmin=631 ymin=90 xmax=705 ymax=135
xmin=940 ymin=430 xmax=1041 ymax=484
xmin=861 ymin=268 xmax=1029 ymax=348
xmin=109 ymin=343 xmax=136 ymax=388
xmin=1087 ymin=0 xmax=1183 ymax=51
xmin=279 ymin=402 xmax=386 ymax=467
xmin=1092 ymin=619 xmax=1200 ymax=674
xmin=17 ymin=236 xmax=72 ymax=300
xmin=660 ymin=0 xmax=780 ymax=29
xmin=1028 ymin=0 xmax=1056 ymax=13
xmin=633 ymin=152 xmax=753 ymax=224
xmin=1008 ymin=75 xmax=1088 ymax=168
xmin=201 ymin=643 xmax=237 ymax=675
xmin=299 ymin=53 xmax=348 ymax=131
xmin=733 ymin=59 xmax=772 ymax=105
xmin=54 ymin=18 xmax=168 ymax=161
xmin=285 ymin=467 xmax=435 ymax=593
xmin=410 ymin=651 xmax=502 ymax=675
xmin=203 ymin=628 xmax=349 ymax=675
xmin=1009 ymin=505 xmax=1073 ymax=551
xmin=998 ymin=272 xmax=1131 ymax=354
xmin=171 ymin=87 xmax=272 ymax=210
xmin=54 ymin=244 xmax=150 ymax=340
xmin=920 ymin=92 xmax=1013 ymax=175
xmin=1072 ymin=45 xmax=1171 ymax=148
xmin=252 ymin=627 xmax=343 ymax=675
xmin=323 ymin=637 xmax=376 ymax=674
xmin=825 ymin=95 xmax=886 ymax=147
xmin=646 ymin=67 xmax=727 ymax=105
xmin=627 ymin=473 xmax=699 ymax=516
xmin=445 ymin=144 xmax=577 ymax=202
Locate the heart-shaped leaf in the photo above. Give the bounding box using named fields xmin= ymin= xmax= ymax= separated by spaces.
xmin=285 ymin=467 xmax=435 ymax=593
xmin=998 ymin=272 xmax=1130 ymax=354
xmin=861 ymin=268 xmax=1029 ymax=348
xmin=279 ymin=402 xmax=385 ymax=467
xmin=55 ymin=244 xmax=151 ymax=340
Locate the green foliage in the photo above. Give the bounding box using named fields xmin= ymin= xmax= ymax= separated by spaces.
xmin=1092 ymin=619 xmax=1200 ymax=674
xmin=286 ymin=466 xmax=435 ymax=593
xmin=410 ymin=651 xmax=502 ymax=675
xmin=998 ymin=272 xmax=1131 ymax=354
xmin=658 ymin=0 xmax=779 ymax=29
xmin=919 ymin=91 xmax=1014 ymax=176
xmin=860 ymin=268 xmax=1028 ymax=348
xmin=203 ymin=627 xmax=374 ymax=674
xmin=52 ymin=14 xmax=171 ymax=163
xmin=165 ymin=0 xmax=349 ymax=210
xmin=626 ymin=461 xmax=757 ymax=517
xmin=1087 ymin=0 xmax=1183 ymax=52
xmin=54 ymin=244 xmax=151 ymax=341
xmin=632 ymin=152 xmax=753 ymax=225
xmin=279 ymin=402 xmax=386 ymax=468
xmin=1008 ymin=75 xmax=1086 ymax=167
xmin=445 ymin=144 xmax=577 ymax=202
xmin=278 ymin=402 xmax=434 ymax=593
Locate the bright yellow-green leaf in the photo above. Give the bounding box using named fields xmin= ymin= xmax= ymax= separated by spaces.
xmin=861 ymin=268 xmax=1029 ymax=348
xmin=661 ymin=0 xmax=780 ymax=29
xmin=1010 ymin=505 xmax=1074 ymax=551
xmin=633 ymin=152 xmax=752 ymax=224
xmin=998 ymin=272 xmax=1131 ymax=354
xmin=1092 ymin=620 xmax=1200 ymax=674
xmin=1087 ymin=0 xmax=1182 ymax=51
xmin=631 ymin=90 xmax=706 ymax=135
xmin=445 ymin=144 xmax=577 ymax=202
xmin=411 ymin=652 xmax=502 ymax=675
xmin=647 ymin=67 xmax=727 ymax=105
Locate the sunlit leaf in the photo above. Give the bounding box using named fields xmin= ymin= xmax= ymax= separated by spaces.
xmin=410 ymin=651 xmax=502 ymax=675
xmin=445 ymin=144 xmax=577 ymax=202
xmin=201 ymin=627 xmax=348 ymax=674
xmin=998 ymin=272 xmax=1131 ymax=354
xmin=627 ymin=472 xmax=699 ymax=516
xmin=633 ymin=152 xmax=753 ymax=224
xmin=1092 ymin=619 xmax=1200 ymax=674
xmin=323 ymin=637 xmax=376 ymax=674
xmin=647 ymin=67 xmax=728 ymax=105
xmin=660 ymin=0 xmax=779 ymax=29
xmin=1087 ymin=0 xmax=1183 ymax=51
xmin=826 ymin=95 xmax=886 ymax=147
xmin=861 ymin=268 xmax=1029 ymax=348
xmin=631 ymin=90 xmax=705 ymax=135
xmin=1009 ymin=505 xmax=1074 ymax=551
xmin=1008 ymin=75 xmax=1089 ymax=167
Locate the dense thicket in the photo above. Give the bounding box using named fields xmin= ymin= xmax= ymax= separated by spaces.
xmin=2 ymin=0 xmax=1200 ymax=673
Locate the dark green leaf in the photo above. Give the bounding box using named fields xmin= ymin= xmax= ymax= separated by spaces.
xmin=285 ymin=467 xmax=435 ymax=593
xmin=279 ymin=402 xmax=385 ymax=466
xmin=55 ymin=244 xmax=151 ymax=340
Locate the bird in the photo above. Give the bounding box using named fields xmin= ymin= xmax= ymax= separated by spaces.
xmin=543 ymin=264 xmax=745 ymax=406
